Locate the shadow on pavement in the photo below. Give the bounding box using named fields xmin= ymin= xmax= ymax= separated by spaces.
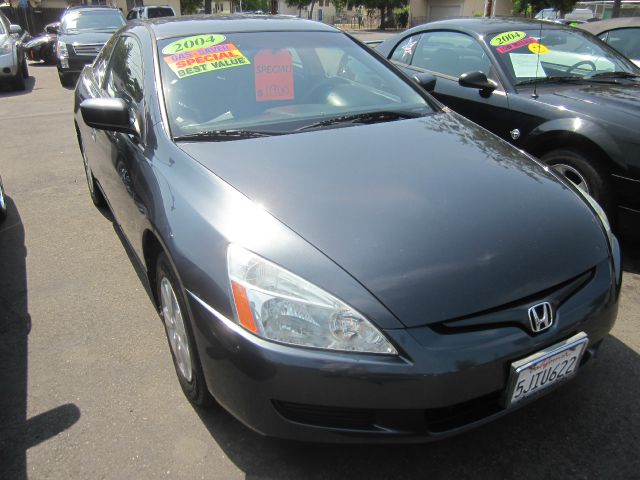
xmin=0 ymin=75 xmax=35 ymax=97
xmin=0 ymin=197 xmax=80 ymax=479
xmin=193 ymin=335 xmax=639 ymax=479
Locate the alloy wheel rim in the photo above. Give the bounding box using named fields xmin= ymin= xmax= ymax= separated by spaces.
xmin=551 ymin=163 xmax=590 ymax=195
xmin=160 ymin=277 xmax=193 ymax=382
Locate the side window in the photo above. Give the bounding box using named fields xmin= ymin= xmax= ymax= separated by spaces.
xmin=411 ymin=31 xmax=491 ymax=78
xmin=94 ymin=33 xmax=119 ymax=87
xmin=604 ymin=28 xmax=640 ymax=61
xmin=126 ymin=10 xmax=136 ymax=20
xmin=105 ymin=36 xmax=144 ymax=108
xmin=390 ymin=35 xmax=421 ymax=65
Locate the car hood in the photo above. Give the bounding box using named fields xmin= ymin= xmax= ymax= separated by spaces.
xmin=58 ymin=30 xmax=115 ymax=44
xmin=179 ymin=112 xmax=609 ymax=327
xmin=549 ymin=82 xmax=640 ymax=123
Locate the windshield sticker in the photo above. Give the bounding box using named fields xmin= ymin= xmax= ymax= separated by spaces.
xmin=161 ymin=34 xmax=227 ymax=55
xmin=490 ymin=31 xmax=526 ymax=47
xmin=401 ymin=37 xmax=417 ymax=55
xmin=254 ymin=49 xmax=294 ymax=101
xmin=510 ymin=53 xmax=547 ymax=78
xmin=528 ymin=43 xmax=549 ymax=55
xmin=163 ymin=43 xmax=251 ymax=79
xmin=496 ymin=37 xmax=537 ymax=54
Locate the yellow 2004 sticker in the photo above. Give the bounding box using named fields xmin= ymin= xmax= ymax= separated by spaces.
xmin=528 ymin=43 xmax=549 ymax=55
xmin=161 ymin=34 xmax=227 ymax=55
xmin=490 ymin=31 xmax=526 ymax=47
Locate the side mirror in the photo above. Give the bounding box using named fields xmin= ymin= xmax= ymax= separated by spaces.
xmin=80 ymin=98 xmax=138 ymax=136
xmin=9 ymin=24 xmax=23 ymax=35
xmin=411 ymin=72 xmax=437 ymax=92
xmin=459 ymin=71 xmax=497 ymax=95
xmin=45 ymin=23 xmax=60 ymax=34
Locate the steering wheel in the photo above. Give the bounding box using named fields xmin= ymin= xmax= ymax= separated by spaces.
xmin=303 ymin=76 xmax=349 ymax=103
xmin=566 ymin=60 xmax=597 ymax=75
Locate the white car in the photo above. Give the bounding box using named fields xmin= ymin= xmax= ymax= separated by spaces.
xmin=126 ymin=5 xmax=176 ymax=20
xmin=0 ymin=12 xmax=28 ymax=91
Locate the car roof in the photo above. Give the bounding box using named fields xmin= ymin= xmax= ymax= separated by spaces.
xmin=579 ymin=17 xmax=640 ymax=34
xmin=406 ymin=17 xmax=568 ymax=36
xmin=143 ymin=14 xmax=339 ymax=40
xmin=65 ymin=5 xmax=121 ymax=12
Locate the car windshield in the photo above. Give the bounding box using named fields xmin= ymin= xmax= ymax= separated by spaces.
xmin=487 ymin=28 xmax=638 ymax=85
xmin=158 ymin=31 xmax=433 ymax=138
xmin=61 ymin=10 xmax=125 ymax=33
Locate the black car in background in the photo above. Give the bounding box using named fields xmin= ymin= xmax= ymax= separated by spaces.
xmin=377 ymin=19 xmax=640 ymax=228
xmin=25 ymin=22 xmax=59 ymax=64
xmin=56 ymin=6 xmax=125 ymax=87
xmin=73 ymin=16 xmax=620 ymax=442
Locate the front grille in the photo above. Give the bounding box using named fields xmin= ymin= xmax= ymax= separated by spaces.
xmin=273 ymin=392 xmax=503 ymax=434
xmin=72 ymin=43 xmax=104 ymax=56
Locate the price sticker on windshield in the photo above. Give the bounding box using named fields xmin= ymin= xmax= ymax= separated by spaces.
xmin=490 ymin=31 xmax=526 ymax=47
xmin=162 ymin=34 xmax=227 ymax=55
xmin=254 ymin=49 xmax=294 ymax=101
xmin=529 ymin=43 xmax=549 ymax=55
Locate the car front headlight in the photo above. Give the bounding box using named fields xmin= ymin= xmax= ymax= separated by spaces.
xmin=57 ymin=41 xmax=68 ymax=58
xmin=227 ymin=244 xmax=397 ymax=355
xmin=576 ymin=189 xmax=614 ymax=249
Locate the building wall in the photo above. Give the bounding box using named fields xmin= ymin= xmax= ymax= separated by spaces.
xmin=410 ymin=0 xmax=513 ymax=23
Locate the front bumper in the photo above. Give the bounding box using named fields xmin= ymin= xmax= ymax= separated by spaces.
xmin=0 ymin=52 xmax=18 ymax=78
xmin=57 ymin=55 xmax=96 ymax=75
xmin=186 ymin=253 xmax=621 ymax=443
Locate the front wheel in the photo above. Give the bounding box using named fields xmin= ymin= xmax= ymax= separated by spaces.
xmin=156 ymin=253 xmax=214 ymax=407
xmin=79 ymin=138 xmax=106 ymax=207
xmin=541 ymin=148 xmax=615 ymax=222
xmin=11 ymin=61 xmax=25 ymax=91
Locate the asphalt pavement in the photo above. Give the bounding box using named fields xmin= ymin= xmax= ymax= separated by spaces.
xmin=0 ymin=62 xmax=639 ymax=480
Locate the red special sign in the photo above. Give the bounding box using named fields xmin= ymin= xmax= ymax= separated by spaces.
xmin=496 ymin=36 xmax=537 ymax=54
xmin=254 ymin=49 xmax=294 ymax=101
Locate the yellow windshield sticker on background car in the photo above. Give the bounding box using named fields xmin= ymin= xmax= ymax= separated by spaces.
xmin=161 ymin=34 xmax=227 ymax=55
xmin=528 ymin=43 xmax=549 ymax=55
xmin=490 ymin=31 xmax=526 ymax=47
xmin=163 ymin=43 xmax=251 ymax=78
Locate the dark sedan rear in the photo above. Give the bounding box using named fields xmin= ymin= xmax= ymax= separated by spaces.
xmin=73 ymin=16 xmax=621 ymax=442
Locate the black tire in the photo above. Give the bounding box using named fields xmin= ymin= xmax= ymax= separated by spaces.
xmin=0 ymin=180 xmax=7 ymax=224
xmin=79 ymin=137 xmax=106 ymax=208
xmin=156 ymin=252 xmax=214 ymax=408
xmin=541 ymin=148 xmax=615 ymax=222
xmin=21 ymin=57 xmax=28 ymax=78
xmin=58 ymin=71 xmax=75 ymax=88
xmin=11 ymin=61 xmax=25 ymax=91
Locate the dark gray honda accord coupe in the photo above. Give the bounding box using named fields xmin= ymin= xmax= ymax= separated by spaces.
xmin=74 ymin=15 xmax=621 ymax=442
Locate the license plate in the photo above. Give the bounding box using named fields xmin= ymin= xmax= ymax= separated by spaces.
xmin=505 ymin=332 xmax=588 ymax=407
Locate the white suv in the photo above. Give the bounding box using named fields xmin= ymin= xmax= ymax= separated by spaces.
xmin=0 ymin=12 xmax=28 ymax=91
xmin=126 ymin=5 xmax=176 ymax=20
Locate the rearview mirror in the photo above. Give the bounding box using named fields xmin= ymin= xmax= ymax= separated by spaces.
xmin=411 ymin=72 xmax=436 ymax=92
xmin=459 ymin=71 xmax=497 ymax=95
xmin=9 ymin=24 xmax=23 ymax=35
xmin=80 ymin=98 xmax=137 ymax=136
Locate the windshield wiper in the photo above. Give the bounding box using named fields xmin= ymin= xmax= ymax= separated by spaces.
xmin=516 ymin=76 xmax=583 ymax=86
xmin=587 ymin=71 xmax=640 ymax=79
xmin=295 ymin=110 xmax=424 ymax=133
xmin=174 ymin=130 xmax=284 ymax=142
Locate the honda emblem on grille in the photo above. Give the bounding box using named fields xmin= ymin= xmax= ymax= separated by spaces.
xmin=528 ymin=302 xmax=553 ymax=333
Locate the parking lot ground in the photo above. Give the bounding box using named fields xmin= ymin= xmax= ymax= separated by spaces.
xmin=0 ymin=63 xmax=639 ymax=480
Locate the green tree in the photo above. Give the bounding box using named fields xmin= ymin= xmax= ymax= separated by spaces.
xmin=285 ymin=0 xmax=318 ymax=18
xmin=331 ymin=0 xmax=348 ymax=14
xmin=361 ymin=0 xmax=408 ymax=28
xmin=181 ymin=0 xmax=202 ymax=14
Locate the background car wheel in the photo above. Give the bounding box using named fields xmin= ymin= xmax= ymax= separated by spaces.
xmin=0 ymin=179 xmax=7 ymax=223
xmin=59 ymin=71 xmax=75 ymax=88
xmin=21 ymin=57 xmax=28 ymax=78
xmin=156 ymin=252 xmax=214 ymax=408
xmin=44 ymin=45 xmax=57 ymax=65
xmin=541 ymin=148 xmax=615 ymax=222
xmin=79 ymin=139 xmax=106 ymax=208
xmin=11 ymin=63 xmax=26 ymax=91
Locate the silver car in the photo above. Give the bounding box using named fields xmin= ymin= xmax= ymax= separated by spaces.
xmin=0 ymin=12 xmax=28 ymax=91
